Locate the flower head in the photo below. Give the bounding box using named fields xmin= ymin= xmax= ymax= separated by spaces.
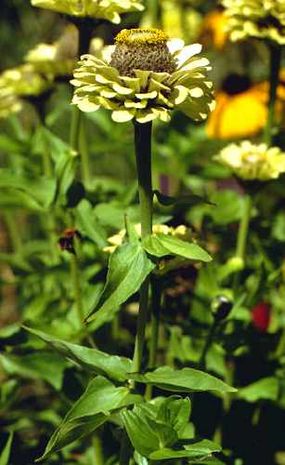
xmin=71 ymin=28 xmax=215 ymax=124
xmin=25 ymin=27 xmax=78 ymax=80
xmin=0 ymin=64 xmax=49 ymax=99
xmin=31 ymin=0 xmax=144 ymax=24
xmin=214 ymin=140 xmax=285 ymax=181
xmin=221 ymin=0 xmax=285 ymax=44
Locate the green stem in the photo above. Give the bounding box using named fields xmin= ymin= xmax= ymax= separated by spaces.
xmin=264 ymin=43 xmax=282 ymax=145
xmin=70 ymin=252 xmax=84 ymax=323
xmin=145 ymin=278 xmax=161 ymax=400
xmin=199 ymin=321 xmax=218 ymax=371
xmin=233 ymin=194 xmax=252 ymax=293
xmin=92 ymin=434 xmax=104 ymax=465
xmin=131 ymin=122 xmax=153 ymax=376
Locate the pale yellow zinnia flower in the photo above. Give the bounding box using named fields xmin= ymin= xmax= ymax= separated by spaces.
xmin=214 ymin=141 xmax=285 ymax=181
xmin=71 ymin=28 xmax=215 ymax=124
xmin=221 ymin=0 xmax=285 ymax=44
xmin=31 ymin=0 xmax=144 ymax=24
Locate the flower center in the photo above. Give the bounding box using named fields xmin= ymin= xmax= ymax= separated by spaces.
xmin=110 ymin=28 xmax=177 ymax=77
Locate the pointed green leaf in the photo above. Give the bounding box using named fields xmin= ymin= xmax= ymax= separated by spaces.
xmin=149 ymin=439 xmax=221 ymax=460
xmin=86 ymin=242 xmax=155 ymax=326
xmin=0 ymin=433 xmax=13 ymax=465
xmin=237 ymin=377 xmax=279 ymax=403
xmin=130 ymin=366 xmax=236 ymax=393
xmin=23 ymin=326 xmax=132 ymax=382
xmin=153 ymin=190 xmax=214 ymax=207
xmin=38 ymin=376 xmax=129 ymax=461
xmin=143 ymin=234 xmax=211 ymax=262
xmin=0 ymin=352 xmax=65 ymax=390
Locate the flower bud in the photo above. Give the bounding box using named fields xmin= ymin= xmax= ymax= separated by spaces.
xmin=211 ymin=295 xmax=233 ymax=321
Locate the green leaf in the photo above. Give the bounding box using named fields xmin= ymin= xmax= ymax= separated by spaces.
xmin=153 ymin=190 xmax=214 ymax=207
xmin=38 ymin=376 xmax=129 ymax=461
xmin=237 ymin=377 xmax=279 ymax=403
xmin=130 ymin=367 xmax=236 ymax=393
xmin=157 ymin=397 xmax=191 ymax=437
xmin=121 ymin=399 xmax=220 ymax=461
xmin=85 ymin=242 xmax=155 ymax=326
xmin=0 ymin=169 xmax=56 ymax=211
xmin=0 ymin=352 xmax=65 ymax=390
xmin=149 ymin=439 xmax=221 ymax=460
xmin=143 ymin=234 xmax=211 ymax=262
xmin=121 ymin=404 xmax=178 ymax=458
xmin=0 ymin=433 xmax=13 ymax=465
xmin=23 ymin=326 xmax=132 ymax=382
xmin=75 ymin=200 xmax=107 ymax=248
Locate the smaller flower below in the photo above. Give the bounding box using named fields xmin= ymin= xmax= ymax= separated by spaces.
xmin=103 ymin=223 xmax=191 ymax=253
xmin=214 ymin=140 xmax=285 ymax=181
xmin=31 ymin=0 xmax=144 ymax=24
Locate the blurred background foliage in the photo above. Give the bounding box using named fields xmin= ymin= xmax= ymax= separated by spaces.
xmin=1 ymin=1 xmax=285 ymax=465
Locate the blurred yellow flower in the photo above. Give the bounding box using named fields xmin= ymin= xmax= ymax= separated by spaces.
xmin=207 ymin=73 xmax=285 ymax=139
xmin=0 ymin=88 xmax=22 ymax=119
xmin=215 ymin=141 xmax=285 ymax=181
xmin=31 ymin=0 xmax=144 ymax=24
xmin=199 ymin=9 xmax=229 ymax=50
xmin=0 ymin=64 xmax=49 ymax=98
xmin=71 ymin=28 xmax=215 ymax=124
xmin=222 ymin=0 xmax=285 ymax=44
xmin=104 ymin=223 xmax=191 ymax=253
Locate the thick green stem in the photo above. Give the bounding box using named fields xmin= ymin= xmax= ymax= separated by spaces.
xmin=264 ymin=43 xmax=282 ymax=145
xmin=4 ymin=211 xmax=23 ymax=255
xmin=145 ymin=278 xmax=161 ymax=400
xmin=233 ymin=194 xmax=252 ymax=293
xmin=131 ymin=122 xmax=153 ymax=375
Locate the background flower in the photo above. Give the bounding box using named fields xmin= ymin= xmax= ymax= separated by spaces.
xmin=214 ymin=140 xmax=285 ymax=181
xmin=31 ymin=0 xmax=144 ymax=23
xmin=222 ymin=0 xmax=285 ymax=44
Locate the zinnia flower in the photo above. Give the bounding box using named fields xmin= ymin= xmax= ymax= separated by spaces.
xmin=221 ymin=0 xmax=285 ymax=44
xmin=214 ymin=140 xmax=285 ymax=181
xmin=0 ymin=64 xmax=49 ymax=99
xmin=31 ymin=0 xmax=144 ymax=24
xmin=71 ymin=28 xmax=215 ymax=124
